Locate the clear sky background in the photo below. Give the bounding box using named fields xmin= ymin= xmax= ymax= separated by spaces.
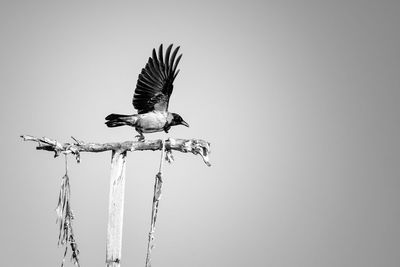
xmin=1 ymin=1 xmax=399 ymax=266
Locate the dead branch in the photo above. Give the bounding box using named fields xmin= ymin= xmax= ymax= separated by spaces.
xmin=20 ymin=135 xmax=211 ymax=166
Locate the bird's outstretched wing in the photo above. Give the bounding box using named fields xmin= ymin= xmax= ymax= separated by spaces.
xmin=132 ymin=44 xmax=182 ymax=114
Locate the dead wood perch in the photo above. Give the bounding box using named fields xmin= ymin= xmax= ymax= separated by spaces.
xmin=21 ymin=134 xmax=211 ymax=267
xmin=20 ymin=135 xmax=211 ymax=166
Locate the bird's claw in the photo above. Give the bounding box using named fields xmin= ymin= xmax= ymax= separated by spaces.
xmin=135 ymin=134 xmax=145 ymax=142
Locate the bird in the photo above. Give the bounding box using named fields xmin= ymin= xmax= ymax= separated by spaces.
xmin=105 ymin=44 xmax=189 ymax=141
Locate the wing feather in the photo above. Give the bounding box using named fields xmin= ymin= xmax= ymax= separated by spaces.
xmin=132 ymin=44 xmax=182 ymax=114
xmin=152 ymin=49 xmax=165 ymax=80
xmin=140 ymin=69 xmax=162 ymax=88
xmin=169 ymin=46 xmax=180 ymax=75
xmin=148 ymin=58 xmax=163 ymax=84
xmin=172 ymin=54 xmax=182 ymax=79
xmin=164 ymin=44 xmax=172 ymax=78
xmin=173 ymin=69 xmax=180 ymax=81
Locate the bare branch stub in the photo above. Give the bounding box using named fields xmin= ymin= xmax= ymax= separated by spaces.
xmin=20 ymin=135 xmax=211 ymax=166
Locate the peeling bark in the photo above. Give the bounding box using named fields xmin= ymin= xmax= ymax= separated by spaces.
xmin=20 ymin=135 xmax=211 ymax=166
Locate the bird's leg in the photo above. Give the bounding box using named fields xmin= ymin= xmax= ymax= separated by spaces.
xmin=135 ymin=131 xmax=145 ymax=141
xmin=163 ymin=125 xmax=171 ymax=133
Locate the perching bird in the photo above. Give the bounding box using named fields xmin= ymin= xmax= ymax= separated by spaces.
xmin=105 ymin=44 xmax=189 ymax=141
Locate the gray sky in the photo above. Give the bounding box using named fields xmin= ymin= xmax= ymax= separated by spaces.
xmin=1 ymin=1 xmax=399 ymax=266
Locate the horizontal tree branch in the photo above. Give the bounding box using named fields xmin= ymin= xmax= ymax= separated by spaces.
xmin=20 ymin=135 xmax=211 ymax=166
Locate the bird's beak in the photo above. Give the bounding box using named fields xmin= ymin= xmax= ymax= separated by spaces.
xmin=181 ymin=120 xmax=189 ymax=127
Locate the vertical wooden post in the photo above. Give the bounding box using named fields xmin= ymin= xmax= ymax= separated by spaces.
xmin=21 ymin=135 xmax=211 ymax=266
xmin=106 ymin=150 xmax=127 ymax=267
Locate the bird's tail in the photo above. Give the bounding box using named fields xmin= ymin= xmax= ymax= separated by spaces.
xmin=105 ymin=113 xmax=138 ymax=127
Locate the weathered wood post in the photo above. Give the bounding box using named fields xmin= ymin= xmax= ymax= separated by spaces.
xmin=106 ymin=150 xmax=127 ymax=267
xmin=20 ymin=135 xmax=211 ymax=267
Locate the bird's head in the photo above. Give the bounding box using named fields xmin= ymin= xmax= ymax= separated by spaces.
xmin=170 ymin=113 xmax=189 ymax=128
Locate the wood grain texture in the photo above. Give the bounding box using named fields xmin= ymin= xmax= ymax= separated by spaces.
xmin=106 ymin=150 xmax=127 ymax=267
xmin=20 ymin=135 xmax=211 ymax=166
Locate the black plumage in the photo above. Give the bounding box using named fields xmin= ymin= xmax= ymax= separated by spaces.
xmin=133 ymin=44 xmax=182 ymax=114
xmin=105 ymin=44 xmax=188 ymax=140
